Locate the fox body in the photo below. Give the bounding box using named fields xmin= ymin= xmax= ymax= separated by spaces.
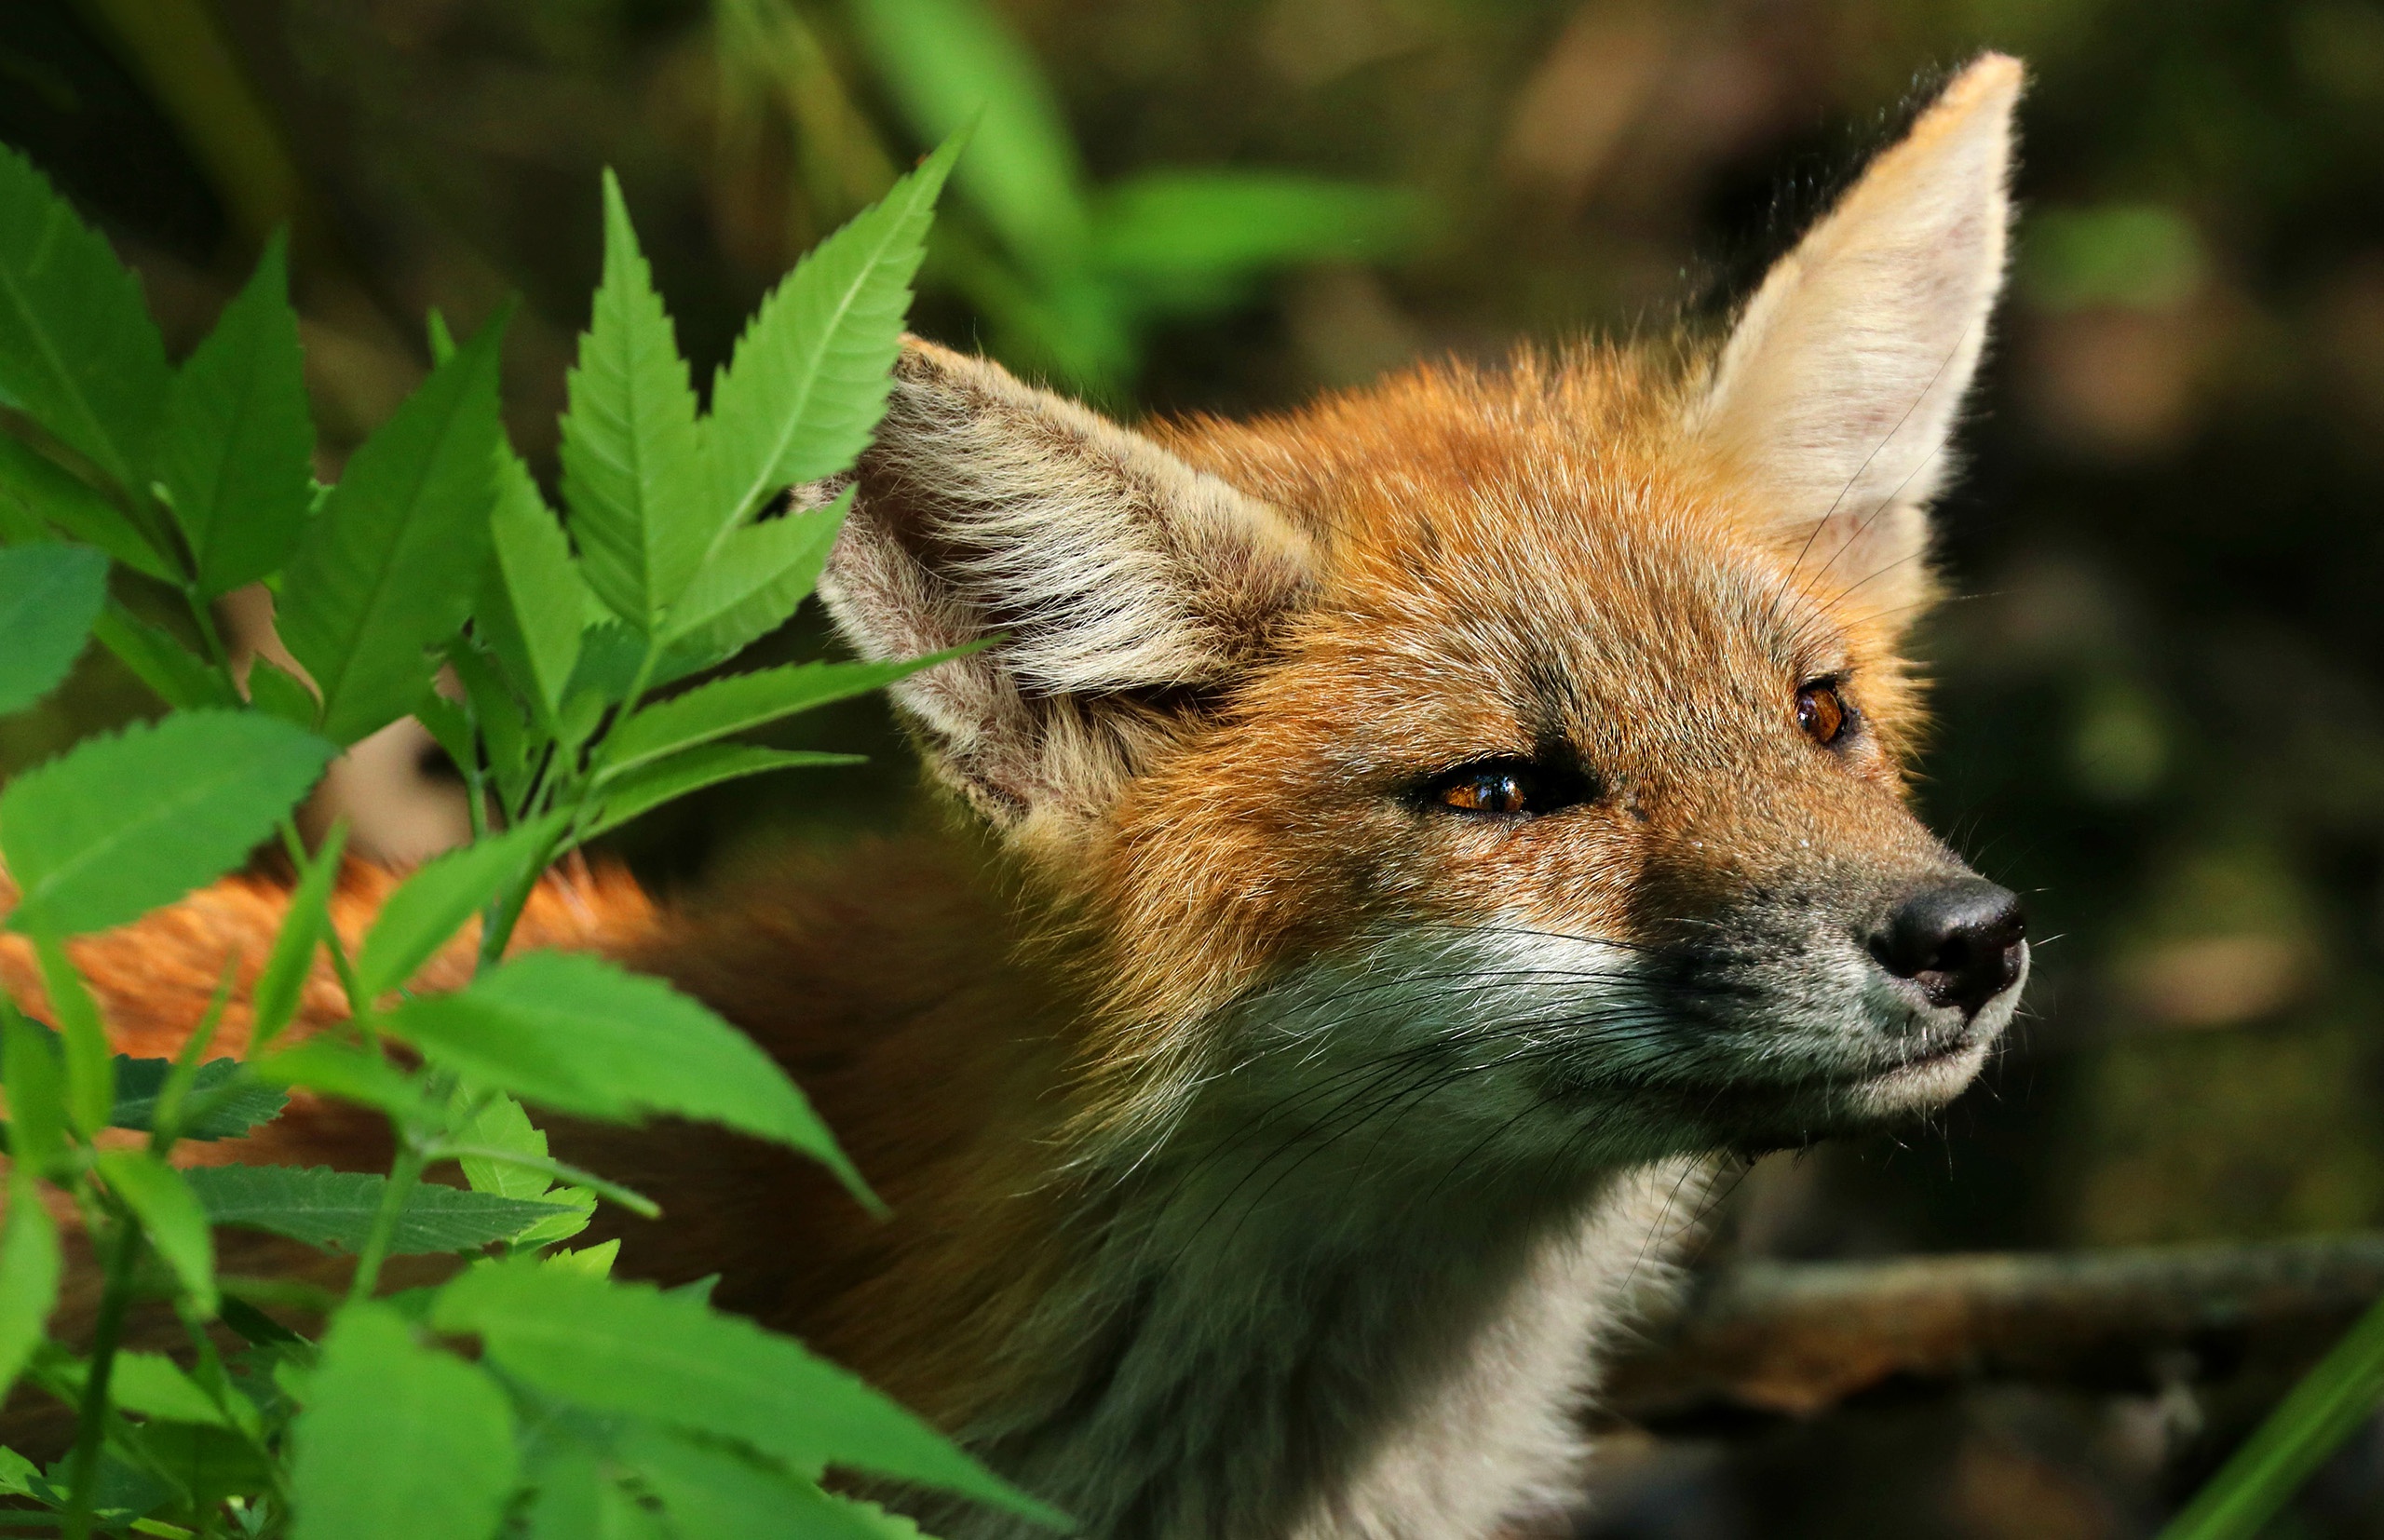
xmin=1 ymin=57 xmax=2029 ymax=1539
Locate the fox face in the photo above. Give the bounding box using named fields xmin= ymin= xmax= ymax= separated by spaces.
xmin=824 ymin=58 xmax=2029 ymax=1212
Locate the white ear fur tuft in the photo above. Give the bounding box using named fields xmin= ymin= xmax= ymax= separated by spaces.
xmin=1696 ymin=54 xmax=2024 ymax=614
xmin=820 ymin=341 xmax=1315 ymax=844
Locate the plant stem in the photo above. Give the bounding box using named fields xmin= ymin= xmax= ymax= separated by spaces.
xmin=62 ymin=1214 xmax=144 ymax=1540
xmin=344 ymin=1141 xmax=426 ymax=1305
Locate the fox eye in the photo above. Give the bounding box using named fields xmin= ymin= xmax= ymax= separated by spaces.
xmin=1423 ymin=757 xmax=1589 ymax=818
xmin=1796 ymin=681 xmax=1849 ymax=747
xmin=1442 ymin=769 xmax=1531 ymax=815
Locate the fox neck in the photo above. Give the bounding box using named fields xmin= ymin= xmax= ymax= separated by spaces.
xmin=940 ymin=1125 xmax=1710 ymax=1540
xmin=918 ymin=932 xmax=1717 ymax=1540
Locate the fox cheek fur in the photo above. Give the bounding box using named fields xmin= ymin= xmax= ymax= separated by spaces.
xmin=1 ymin=53 xmax=2028 ymax=1540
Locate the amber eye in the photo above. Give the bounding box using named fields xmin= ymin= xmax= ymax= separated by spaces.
xmin=1795 ymin=681 xmax=1849 ymax=747
xmin=1440 ymin=770 xmax=1531 ymax=815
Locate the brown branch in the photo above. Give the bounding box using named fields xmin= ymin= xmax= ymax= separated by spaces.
xmin=1602 ymin=1235 xmax=2384 ymax=1423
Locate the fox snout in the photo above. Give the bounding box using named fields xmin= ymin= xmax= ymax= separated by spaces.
xmin=1868 ymin=876 xmax=2026 ymax=1020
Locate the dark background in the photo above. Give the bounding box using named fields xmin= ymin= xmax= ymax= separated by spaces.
xmin=6 ymin=0 xmax=2384 ymax=1533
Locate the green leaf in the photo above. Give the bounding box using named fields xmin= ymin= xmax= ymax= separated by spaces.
xmin=31 ymin=931 xmax=110 ymax=1135
xmin=0 ymin=1174 xmax=61 ymax=1400
xmin=290 ymin=1303 xmax=519 ymax=1540
xmin=587 ymin=746 xmax=860 ymax=841
xmin=251 ymin=822 xmax=345 ymax=1053
xmin=708 ymin=138 xmax=956 ymax=529
xmin=252 ymin=1040 xmax=440 ymax=1124
xmin=433 ymin=1263 xmax=1063 ymax=1526
xmin=278 ymin=314 xmax=508 ymax=745
xmin=0 ymin=710 xmax=333 ymax=936
xmin=848 ymin=0 xmax=1086 ymax=275
xmin=185 ymin=1165 xmax=578 ymax=1256
xmin=0 ymin=1006 xmax=67 ymax=1176
xmin=0 ymin=145 xmax=172 ymax=495
xmin=624 ymin=1428 xmax=900 ymax=1540
xmin=0 ymin=543 xmax=106 ymax=714
xmin=603 ymin=655 xmax=947 ymax=777
xmin=480 ymin=453 xmax=587 ymax=722
xmin=90 ymin=601 xmax=237 ymax=709
xmin=1091 ymin=173 xmax=1427 ymax=302
xmin=0 ymin=433 xmax=170 ymax=580
xmin=156 ymin=233 xmax=315 ymax=595
xmin=104 ymin=1351 xmax=231 ymax=1427
xmin=387 ymin=951 xmax=872 ymax=1206
xmin=95 ymin=1150 xmax=215 ymax=1314
xmin=454 ymin=1092 xmax=557 ymax=1199
xmin=660 ymin=488 xmax=850 ymax=661
xmin=352 ymin=813 xmax=563 ymax=1000
xmin=446 ymin=637 xmax=531 ymax=804
xmin=2157 ymin=1289 xmax=2384 ymax=1540
xmin=107 ymin=1050 xmax=285 ymax=1141
xmin=523 ymin=1447 xmax=663 ymax=1540
xmin=558 ymin=172 xmax=710 ymax=633
xmin=247 ymin=655 xmax=319 ymax=728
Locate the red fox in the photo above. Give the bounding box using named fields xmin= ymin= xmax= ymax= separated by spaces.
xmin=2 ymin=54 xmax=2028 ymax=1540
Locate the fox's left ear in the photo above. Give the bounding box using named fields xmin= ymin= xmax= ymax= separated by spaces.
xmin=1695 ymin=54 xmax=2024 ymax=616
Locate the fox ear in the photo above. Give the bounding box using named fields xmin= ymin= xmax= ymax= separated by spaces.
xmin=1696 ymin=54 xmax=2023 ymax=616
xmin=820 ymin=341 xmax=1317 ymax=847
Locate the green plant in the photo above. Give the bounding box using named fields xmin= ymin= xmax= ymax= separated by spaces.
xmin=0 ymin=130 xmax=1062 ymax=1538
xmin=717 ymin=0 xmax=1429 ymax=395
xmin=2159 ymin=1292 xmax=2384 ymax=1540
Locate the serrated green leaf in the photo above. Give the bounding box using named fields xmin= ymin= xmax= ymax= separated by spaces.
xmin=95 ymin=1150 xmax=215 ymax=1314
xmin=246 ymin=655 xmax=318 ymax=728
xmin=0 ymin=710 xmax=333 ymax=936
xmin=481 ymin=453 xmax=587 ymax=722
xmin=90 ymin=601 xmax=237 ymax=709
xmin=434 ymin=1263 xmax=1063 ymax=1526
xmin=0 ymin=145 xmax=172 ymax=496
xmin=0 ymin=1174 xmax=61 ymax=1401
xmin=587 ymin=746 xmax=861 ymax=840
xmin=0 ymin=543 xmax=106 ymax=714
xmin=0 ymin=433 xmax=170 ymax=579
xmin=708 ymin=138 xmax=956 ymax=530
xmin=107 ymin=1049 xmax=286 ymax=1141
xmin=659 ymin=488 xmax=850 ymax=664
xmin=251 ymin=821 xmax=345 ymax=1054
xmin=387 ymin=952 xmax=871 ymax=1205
xmin=0 ymin=1006 xmax=66 ymax=1176
xmin=559 ymin=172 xmax=709 ymax=633
xmin=625 ymin=1428 xmax=899 ymax=1540
xmin=848 ymin=0 xmax=1084 ymax=275
xmin=278 ymin=315 xmax=507 ymax=745
xmin=353 ymin=813 xmax=563 ymax=1000
xmin=156 ymin=233 xmax=315 ymax=595
xmin=603 ymin=655 xmax=946 ymax=776
xmin=185 ymin=1165 xmax=578 ymax=1256
xmin=291 ymin=1303 xmax=519 ymax=1540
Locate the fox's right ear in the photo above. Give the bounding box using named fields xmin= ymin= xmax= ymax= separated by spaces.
xmin=820 ymin=341 xmax=1317 ymax=852
xmin=1694 ymin=53 xmax=2024 ymax=622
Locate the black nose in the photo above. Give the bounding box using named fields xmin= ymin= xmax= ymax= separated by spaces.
xmin=1868 ymin=878 xmax=2026 ymax=1017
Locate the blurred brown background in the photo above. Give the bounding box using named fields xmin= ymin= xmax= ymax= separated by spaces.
xmin=7 ymin=0 xmax=2384 ymax=1533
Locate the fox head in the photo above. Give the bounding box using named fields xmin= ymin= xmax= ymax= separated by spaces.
xmin=821 ymin=58 xmax=2028 ymax=1190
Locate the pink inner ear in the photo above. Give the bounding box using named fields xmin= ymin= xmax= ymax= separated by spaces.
xmin=1694 ymin=54 xmax=2020 ymax=584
